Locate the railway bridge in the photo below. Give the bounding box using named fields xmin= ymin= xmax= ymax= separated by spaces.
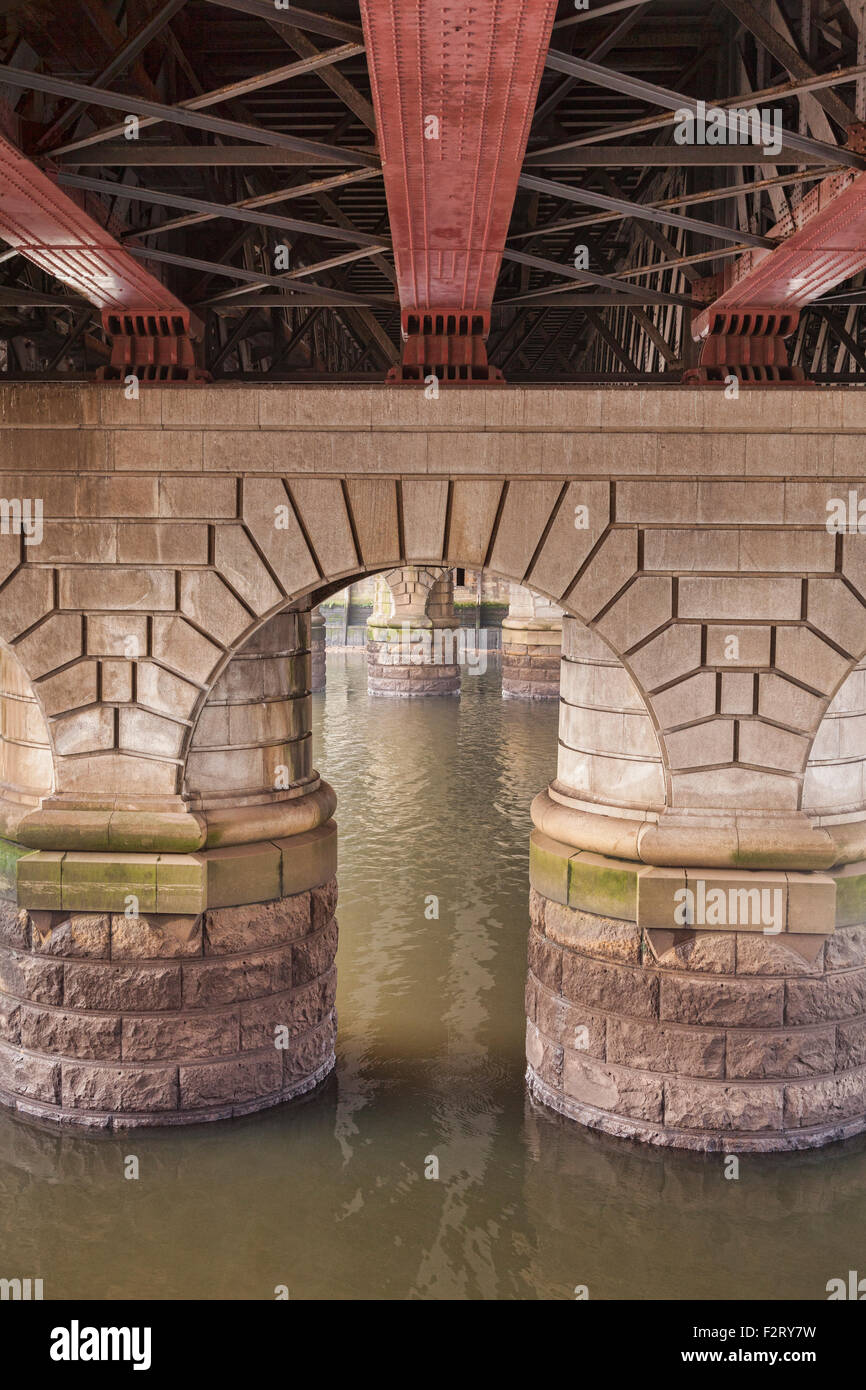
xmin=1 ymin=0 xmax=866 ymax=1148
xmin=0 ymin=382 xmax=864 ymax=1149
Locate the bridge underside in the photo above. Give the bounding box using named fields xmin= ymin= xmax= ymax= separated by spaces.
xmin=1 ymin=1 xmax=866 ymax=384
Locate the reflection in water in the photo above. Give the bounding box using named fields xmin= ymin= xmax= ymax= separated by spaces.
xmin=1 ymin=653 xmax=865 ymax=1300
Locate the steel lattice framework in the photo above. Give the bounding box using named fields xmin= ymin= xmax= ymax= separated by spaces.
xmin=0 ymin=0 xmax=865 ymax=383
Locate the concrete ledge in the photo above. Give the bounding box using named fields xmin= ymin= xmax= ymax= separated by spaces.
xmin=12 ymin=784 xmax=337 ymax=855
xmin=637 ymin=866 xmax=836 ymax=935
xmin=16 ymin=820 xmax=337 ymax=914
xmin=202 ymin=783 xmax=336 ymax=849
xmin=0 ymin=838 xmax=32 ymax=903
xmin=531 ymin=792 xmax=646 ymax=863
xmin=532 ymin=790 xmax=839 ymax=871
xmin=501 ymin=623 xmax=562 ymax=645
xmin=15 ymin=806 xmax=207 ymax=854
xmin=531 ymin=829 xmax=840 ymax=934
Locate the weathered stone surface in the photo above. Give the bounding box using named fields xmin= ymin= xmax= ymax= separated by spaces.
xmin=122 ymin=1009 xmax=239 ymax=1062
xmin=562 ymin=1050 xmax=664 ymax=1122
xmin=203 ymin=895 xmax=310 ymax=954
xmin=179 ymin=1051 xmax=283 ymax=1108
xmin=725 ymin=1026 xmax=835 ymax=1080
xmin=292 ymin=920 xmax=338 ymax=987
xmin=62 ymin=1062 xmax=178 ymax=1112
xmin=825 ymin=924 xmax=866 ymax=972
xmin=239 ymin=971 xmax=334 ymax=1050
xmin=836 ymin=1017 xmax=866 ymax=1070
xmin=562 ymin=952 xmax=659 ymax=1020
xmin=20 ymin=1004 xmax=122 ymax=1061
xmin=182 ymin=948 xmax=293 ymax=1007
xmin=0 ymin=901 xmax=29 ymax=950
xmin=0 ymin=995 xmax=20 ymax=1044
xmin=786 ymin=969 xmax=866 ymax=1025
xmin=664 ymin=1078 xmax=783 ymax=1132
xmin=526 ymin=1018 xmax=563 ymax=1089
xmin=528 ymin=887 xmax=546 ymax=932
xmin=544 ymin=899 xmax=640 ymax=963
xmin=283 ymin=1012 xmax=336 ymax=1083
xmin=645 ymin=929 xmax=735 ymax=974
xmin=527 ymin=928 xmax=563 ymax=992
xmin=534 ymin=983 xmax=606 ymax=1059
xmin=0 ymin=1044 xmax=60 ymax=1103
xmin=784 ymin=1071 xmax=866 ymax=1129
xmin=736 ymin=933 xmax=825 ymax=976
xmin=525 ymin=972 xmax=538 ymax=1023
xmin=606 ymin=1016 xmax=725 ymax=1078
xmin=311 ymin=878 xmax=338 ymax=931
xmin=63 ymin=962 xmax=181 ymax=1012
xmin=660 ymin=972 xmax=783 ymax=1027
xmin=0 ymin=947 xmax=63 ymax=1004
xmin=111 ymin=913 xmax=202 ymax=960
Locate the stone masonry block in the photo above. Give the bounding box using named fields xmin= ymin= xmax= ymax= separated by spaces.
xmin=204 ymin=843 xmax=281 ymax=910
xmin=182 ymin=947 xmax=293 ymax=1007
xmin=833 ymin=863 xmax=866 ymax=928
xmin=528 ymin=830 xmax=571 ymax=906
xmin=785 ymin=872 xmax=836 ymax=935
xmin=63 ymin=961 xmax=182 ymax=1012
xmin=61 ymin=1061 xmax=178 ymax=1113
xmin=204 ymin=894 xmax=311 ymax=954
xmin=156 ymin=855 xmax=206 ymax=915
xmin=111 ymin=913 xmax=202 ymax=960
xmin=637 ymin=867 xmax=686 ymax=930
xmin=61 ymin=853 xmax=158 ymax=914
xmin=17 ymin=852 xmax=64 ymax=911
xmin=568 ymin=851 xmax=638 ymax=922
xmin=273 ymin=821 xmax=337 ymax=898
xmin=179 ymin=1051 xmax=283 ymax=1109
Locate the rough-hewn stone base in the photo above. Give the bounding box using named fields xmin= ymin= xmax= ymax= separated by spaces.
xmin=526 ymin=887 xmax=866 ymax=1151
xmin=525 ymin=1066 xmax=866 ymax=1152
xmin=501 ymin=627 xmax=560 ymax=699
xmin=366 ymin=633 xmax=460 ymax=696
xmin=0 ymin=885 xmax=338 ymax=1129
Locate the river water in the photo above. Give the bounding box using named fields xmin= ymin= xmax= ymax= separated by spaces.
xmin=2 ymin=652 xmax=865 ymax=1301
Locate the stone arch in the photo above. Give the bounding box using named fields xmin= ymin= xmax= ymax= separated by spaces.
xmin=178 ymin=559 xmax=666 ymax=821
xmin=804 ymin=655 xmax=866 ymax=821
xmin=0 ymin=640 xmax=54 ymax=840
xmin=798 ymin=563 xmax=866 ymax=832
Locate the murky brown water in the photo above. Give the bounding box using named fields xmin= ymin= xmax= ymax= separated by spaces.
xmin=2 ymin=652 xmax=865 ymax=1301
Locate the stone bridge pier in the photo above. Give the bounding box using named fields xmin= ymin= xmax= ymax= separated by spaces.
xmin=527 ymin=620 xmax=866 ymax=1151
xmin=0 ymin=602 xmax=338 ymax=1126
xmin=366 ymin=566 xmax=461 ymax=696
xmin=0 ymin=384 xmax=864 ymax=1149
xmin=501 ymin=585 xmax=562 ymax=699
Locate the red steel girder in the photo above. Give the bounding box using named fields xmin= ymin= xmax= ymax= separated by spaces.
xmin=360 ymin=0 xmax=557 ymax=382
xmin=690 ymin=150 xmax=866 ymax=383
xmin=0 ymin=128 xmax=204 ymax=380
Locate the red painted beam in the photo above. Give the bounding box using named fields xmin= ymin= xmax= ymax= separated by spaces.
xmin=690 ymin=144 xmax=866 ymax=382
xmin=360 ymin=0 xmax=557 ymax=382
xmin=0 ymin=128 xmax=204 ymax=379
